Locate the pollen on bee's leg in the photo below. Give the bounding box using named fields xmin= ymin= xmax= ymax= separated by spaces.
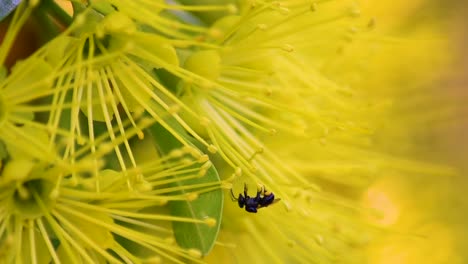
xmin=264 ymin=189 xmax=273 ymax=196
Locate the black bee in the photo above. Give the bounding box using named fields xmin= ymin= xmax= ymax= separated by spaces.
xmin=230 ymin=184 xmax=280 ymax=213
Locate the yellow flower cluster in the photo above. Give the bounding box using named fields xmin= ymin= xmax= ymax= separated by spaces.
xmin=0 ymin=0 xmax=463 ymax=263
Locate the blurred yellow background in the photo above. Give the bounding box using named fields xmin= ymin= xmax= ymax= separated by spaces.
xmin=359 ymin=1 xmax=468 ymax=263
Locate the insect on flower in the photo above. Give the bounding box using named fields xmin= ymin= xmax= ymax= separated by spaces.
xmin=230 ymin=184 xmax=280 ymax=213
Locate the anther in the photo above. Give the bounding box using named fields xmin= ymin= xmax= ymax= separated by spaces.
xmin=315 ymin=235 xmax=324 ymax=245
xmin=29 ymin=0 xmax=39 ymax=7
xmin=139 ymin=117 xmax=154 ymax=128
xmin=183 ymin=145 xmax=197 ymax=155
xmin=17 ymin=185 xmax=30 ymax=200
xmin=310 ymin=3 xmax=317 ymax=12
xmin=207 ymin=144 xmax=218 ymax=153
xmin=49 ymin=188 xmax=59 ymax=200
xmin=137 ymin=130 xmax=144 ymax=140
xmin=201 ymin=161 xmax=212 ymax=170
xmin=281 ymin=44 xmax=294 ymax=52
xmin=186 ymin=146 xmax=202 ymax=159
xmin=235 ymin=167 xmax=242 ymax=177
xmin=348 ymin=6 xmax=361 ymax=17
xmin=197 ymin=169 xmax=207 ymax=177
xmin=188 ymin=248 xmax=202 ymax=258
xmin=176 ymin=158 xmax=189 ymax=165
xmin=164 ymin=237 xmax=175 ymax=244
xmin=249 ymin=0 xmax=258 ymax=8
xmin=97 ymin=143 xmax=114 ymax=155
xmin=95 ymin=28 xmax=105 ymax=39
xmin=200 ymin=116 xmax=211 ymax=127
xmin=168 ymin=104 xmax=181 ymax=115
xmin=74 ymin=14 xmax=86 ymax=27
xmin=349 ymin=27 xmax=358 ymax=34
xmin=198 ymin=154 xmax=209 ymax=163
xmin=169 ymin=149 xmax=184 ymax=158
xmin=319 ymin=138 xmax=327 ymax=145
xmin=227 ymin=4 xmax=238 ymax=14
xmin=221 ymin=182 xmax=233 ymax=189
xmin=257 ymin=24 xmax=268 ymax=30
xmin=76 ymin=136 xmax=86 ymax=145
xmin=247 ymin=147 xmax=264 ymax=162
xmin=136 ymin=180 xmax=152 ymax=192
xmin=204 ymin=217 xmax=217 ymax=227
xmin=249 ymin=165 xmax=258 ymax=173
xmin=186 ymin=193 xmax=198 ymax=201
xmin=147 ymin=256 xmax=161 ymax=263
xmin=278 ymin=7 xmax=290 ymax=15
xmin=368 ymin=18 xmax=376 ymax=29
xmin=209 ymin=28 xmax=223 ymax=39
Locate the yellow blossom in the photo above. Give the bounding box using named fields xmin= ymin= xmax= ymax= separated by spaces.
xmin=0 ymin=0 xmax=465 ymax=263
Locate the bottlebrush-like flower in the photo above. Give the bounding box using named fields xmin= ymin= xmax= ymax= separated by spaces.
xmin=0 ymin=146 xmax=226 ymax=262
xmin=0 ymin=0 xmax=461 ymax=263
xmin=42 ymin=1 xmax=377 ymax=203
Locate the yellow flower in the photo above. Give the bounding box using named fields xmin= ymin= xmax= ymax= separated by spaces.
xmin=0 ymin=120 xmax=225 ymax=262
xmin=1 ymin=0 xmax=464 ymax=263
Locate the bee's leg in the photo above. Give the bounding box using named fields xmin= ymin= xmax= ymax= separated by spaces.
xmin=246 ymin=206 xmax=258 ymax=213
xmin=230 ymin=189 xmax=237 ymax=201
xmin=254 ymin=185 xmax=262 ymax=203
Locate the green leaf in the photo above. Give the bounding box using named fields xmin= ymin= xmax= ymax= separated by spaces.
xmin=147 ymin=118 xmax=223 ymax=256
